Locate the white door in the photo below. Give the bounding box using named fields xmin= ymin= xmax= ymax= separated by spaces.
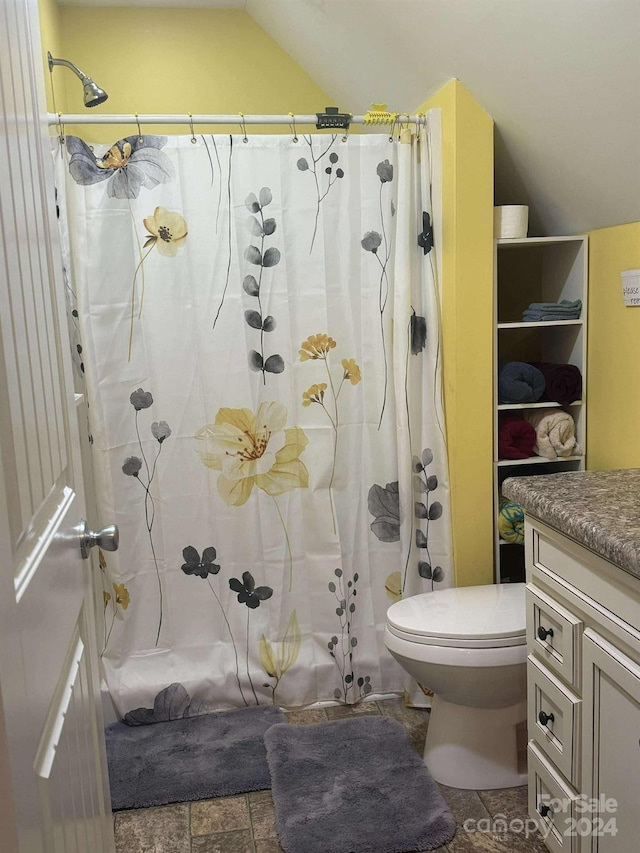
xmin=0 ymin=0 xmax=115 ymax=851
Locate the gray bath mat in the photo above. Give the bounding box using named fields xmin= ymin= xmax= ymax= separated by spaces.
xmin=265 ymin=716 xmax=456 ymax=853
xmin=106 ymin=704 xmax=285 ymax=810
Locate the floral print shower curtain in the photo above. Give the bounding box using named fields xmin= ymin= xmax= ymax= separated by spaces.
xmin=55 ymin=118 xmax=453 ymax=717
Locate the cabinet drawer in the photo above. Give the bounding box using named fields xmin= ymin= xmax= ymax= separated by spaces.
xmin=528 ymin=741 xmax=581 ymax=853
xmin=528 ymin=654 xmax=581 ymax=785
xmin=527 ymin=584 xmax=583 ymax=688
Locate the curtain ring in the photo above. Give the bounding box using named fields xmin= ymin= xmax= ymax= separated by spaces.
xmin=56 ymin=112 xmax=65 ymax=145
xmin=135 ymin=113 xmax=143 ymax=143
xmin=188 ymin=113 xmax=197 ymax=144
xmin=389 ymin=115 xmax=398 ymax=143
xmin=341 ymin=119 xmax=351 ymax=144
xmin=239 ymin=113 xmax=248 ymax=143
xmin=288 ymin=112 xmax=298 ymax=143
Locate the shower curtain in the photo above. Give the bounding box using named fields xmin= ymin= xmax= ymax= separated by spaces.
xmin=55 ymin=116 xmax=453 ymax=717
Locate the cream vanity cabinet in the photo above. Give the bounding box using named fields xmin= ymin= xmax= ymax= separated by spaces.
xmin=525 ymin=517 xmax=640 ymax=853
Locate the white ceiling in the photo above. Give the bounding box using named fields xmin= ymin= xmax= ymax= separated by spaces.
xmin=60 ymin=0 xmax=640 ymax=236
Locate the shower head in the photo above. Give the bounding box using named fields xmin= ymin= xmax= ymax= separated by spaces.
xmin=47 ymin=52 xmax=108 ymax=108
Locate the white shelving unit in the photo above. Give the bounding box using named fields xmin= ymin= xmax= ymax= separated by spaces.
xmin=493 ymin=236 xmax=588 ymax=583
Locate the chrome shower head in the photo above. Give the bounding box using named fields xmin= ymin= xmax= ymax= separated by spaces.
xmin=47 ymin=52 xmax=108 ymax=108
xmin=82 ymin=79 xmax=108 ymax=109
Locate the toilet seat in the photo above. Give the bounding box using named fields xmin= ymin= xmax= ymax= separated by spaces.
xmin=386 ymin=583 xmax=526 ymax=649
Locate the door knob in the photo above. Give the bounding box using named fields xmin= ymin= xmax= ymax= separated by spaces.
xmin=79 ymin=519 xmax=119 ymax=559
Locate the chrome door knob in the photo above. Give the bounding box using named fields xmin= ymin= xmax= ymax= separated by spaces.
xmin=79 ymin=519 xmax=119 ymax=559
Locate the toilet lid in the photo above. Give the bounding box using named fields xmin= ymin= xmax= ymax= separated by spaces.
xmin=386 ymin=583 xmax=526 ymax=643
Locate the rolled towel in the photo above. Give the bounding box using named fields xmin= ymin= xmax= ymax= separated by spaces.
xmin=498 ymin=498 xmax=525 ymax=544
xmin=524 ymin=408 xmax=583 ymax=459
xmin=498 ymin=361 xmax=546 ymax=404
xmin=498 ymin=416 xmax=537 ymax=459
xmin=532 ymin=362 xmax=582 ymax=404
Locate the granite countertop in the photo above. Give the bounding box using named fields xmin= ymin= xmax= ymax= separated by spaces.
xmin=503 ymin=468 xmax=640 ymax=578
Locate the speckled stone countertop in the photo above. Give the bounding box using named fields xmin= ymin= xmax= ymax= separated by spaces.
xmin=503 ymin=469 xmax=640 ymax=579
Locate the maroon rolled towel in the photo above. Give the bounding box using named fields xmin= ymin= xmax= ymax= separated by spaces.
xmin=532 ymin=362 xmax=582 ymax=404
xmin=499 ymin=417 xmax=537 ymax=460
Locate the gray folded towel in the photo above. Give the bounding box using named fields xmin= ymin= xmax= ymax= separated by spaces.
xmin=498 ymin=361 xmax=546 ymax=404
xmin=525 ymin=299 xmax=582 ymax=313
xmin=522 ymin=299 xmax=582 ymax=322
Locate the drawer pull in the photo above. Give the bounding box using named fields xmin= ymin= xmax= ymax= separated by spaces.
xmin=538 ymin=710 xmax=555 ymax=726
xmin=537 ymin=625 xmax=554 ymax=641
xmin=538 ymin=802 xmax=554 ymax=818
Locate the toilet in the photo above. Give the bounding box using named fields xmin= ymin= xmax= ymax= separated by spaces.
xmin=384 ymin=583 xmax=527 ymax=790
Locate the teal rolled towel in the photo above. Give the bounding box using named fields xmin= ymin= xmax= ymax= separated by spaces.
xmin=498 ymin=361 xmax=546 ymax=404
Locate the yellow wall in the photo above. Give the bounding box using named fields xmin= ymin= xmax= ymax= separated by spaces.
xmin=41 ymin=6 xmax=331 ymax=141
xmin=416 ymin=81 xmax=495 ymax=587
xmin=587 ymin=222 xmax=640 ymax=471
xmin=37 ymin=0 xmax=64 ymax=112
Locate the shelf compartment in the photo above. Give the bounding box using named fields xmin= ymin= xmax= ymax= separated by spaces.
xmin=496 ymin=238 xmax=586 ymax=325
xmin=497 ymin=323 xmax=583 ymax=369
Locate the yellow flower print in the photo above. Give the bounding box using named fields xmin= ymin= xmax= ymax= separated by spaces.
xmin=143 ymin=207 xmax=188 ymax=258
xmin=97 ymin=140 xmax=132 ymax=171
xmin=195 ymin=401 xmax=309 ymax=508
xmin=259 ymin=610 xmax=301 ymax=702
xmin=385 ymin=571 xmax=402 ymax=603
xmin=128 ymin=207 xmax=188 ymax=361
xmin=341 ymin=358 xmax=362 ymax=385
xmin=299 ymin=333 xmax=337 ymax=361
xmin=113 ymin=583 xmax=130 ymax=610
xmin=196 ymin=403 xmax=307 ymax=590
xmin=302 ymin=383 xmax=327 ymax=407
xmin=103 ymin=584 xmax=129 ymax=655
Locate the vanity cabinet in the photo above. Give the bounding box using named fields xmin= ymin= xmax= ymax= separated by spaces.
xmin=493 ymin=237 xmax=587 ymax=583
xmin=525 ymin=518 xmax=640 ymax=852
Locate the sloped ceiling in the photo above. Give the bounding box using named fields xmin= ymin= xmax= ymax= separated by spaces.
xmin=245 ymin=0 xmax=640 ymax=237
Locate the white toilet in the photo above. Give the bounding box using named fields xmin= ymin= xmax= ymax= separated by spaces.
xmin=384 ymin=582 xmax=527 ymax=790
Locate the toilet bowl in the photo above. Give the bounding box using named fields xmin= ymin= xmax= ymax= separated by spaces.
xmin=384 ymin=583 xmax=527 ymax=790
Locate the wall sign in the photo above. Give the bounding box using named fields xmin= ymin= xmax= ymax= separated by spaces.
xmin=621 ymin=269 xmax=640 ymax=306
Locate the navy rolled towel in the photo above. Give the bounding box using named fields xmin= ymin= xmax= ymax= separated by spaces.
xmin=498 ymin=361 xmax=546 ymax=404
xmin=532 ymin=362 xmax=582 ymax=404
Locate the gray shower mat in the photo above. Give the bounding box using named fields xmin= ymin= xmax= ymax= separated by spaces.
xmin=265 ymin=715 xmax=456 ymax=853
xmin=105 ymin=704 xmax=285 ymax=810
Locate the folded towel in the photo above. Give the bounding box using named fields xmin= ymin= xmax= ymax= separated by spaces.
xmin=498 ymin=362 xmax=546 ymax=404
xmin=524 ymin=408 xmax=582 ymax=459
xmin=498 ymin=416 xmax=537 ymax=459
xmin=498 ymin=498 xmax=525 ymax=545
xmin=525 ymin=299 xmax=582 ymax=314
xmin=531 ymin=362 xmax=582 ymax=404
xmin=522 ymin=299 xmax=582 ymax=322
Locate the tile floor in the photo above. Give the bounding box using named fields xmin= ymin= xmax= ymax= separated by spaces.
xmin=113 ymin=697 xmax=548 ymax=853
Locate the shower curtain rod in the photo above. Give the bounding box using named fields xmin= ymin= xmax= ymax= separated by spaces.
xmin=46 ymin=112 xmax=425 ymax=128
